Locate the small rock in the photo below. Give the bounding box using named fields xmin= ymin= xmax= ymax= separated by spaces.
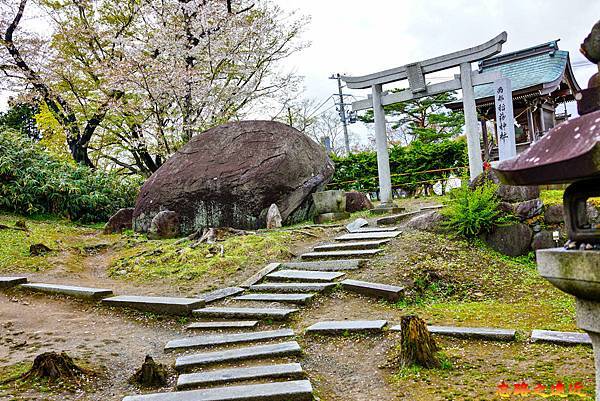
xmin=103 ymin=208 xmax=134 ymax=234
xmin=15 ymin=220 xmax=27 ymax=230
xmin=148 ymin=211 xmax=180 ymax=239
xmin=346 ymin=218 xmax=369 ymax=233
xmin=514 ymin=199 xmax=544 ymax=220
xmin=266 ymin=204 xmax=282 ymax=229
xmin=29 ymin=243 xmax=52 ymax=256
xmin=544 ymin=204 xmax=564 ymax=224
xmin=484 ymin=223 xmax=532 ymax=257
xmin=405 ymin=211 xmax=445 ymax=232
xmin=531 ymin=230 xmax=557 ymax=251
xmin=345 ymin=191 xmax=373 ymax=213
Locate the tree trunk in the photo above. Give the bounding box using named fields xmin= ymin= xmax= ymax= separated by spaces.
xmin=129 ymin=355 xmax=167 ymax=388
xmin=397 ymin=315 xmax=440 ymax=368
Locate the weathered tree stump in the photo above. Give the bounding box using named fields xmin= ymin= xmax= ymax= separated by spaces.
xmin=396 ymin=315 xmax=440 ymax=368
xmin=129 ymin=355 xmax=168 ymax=388
xmin=29 ymin=243 xmax=52 ymax=256
xmin=21 ymin=352 xmax=89 ymax=381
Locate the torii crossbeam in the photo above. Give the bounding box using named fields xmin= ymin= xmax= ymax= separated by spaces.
xmin=342 ymin=32 xmax=507 ymax=209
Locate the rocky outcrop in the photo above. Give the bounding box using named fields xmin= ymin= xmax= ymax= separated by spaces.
xmin=345 ymin=191 xmax=373 ymax=213
xmin=133 ymin=121 xmax=334 ymax=235
xmin=103 ymin=208 xmax=134 ymax=234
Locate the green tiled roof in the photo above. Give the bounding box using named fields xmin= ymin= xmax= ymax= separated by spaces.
xmin=473 ymin=49 xmax=568 ymax=100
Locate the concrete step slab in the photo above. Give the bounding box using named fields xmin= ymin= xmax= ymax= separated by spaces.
xmin=165 ymin=329 xmax=295 ymax=351
xmin=376 ymin=211 xmax=423 ymax=226
xmin=240 ymin=263 xmax=281 ymax=288
xmin=531 ymin=329 xmax=592 ymax=346
xmin=301 ymin=249 xmax=382 ymax=260
xmin=187 ymin=321 xmax=259 ymax=330
xmin=124 ymin=380 xmax=313 ymax=401
xmin=20 ymin=283 xmax=112 ymax=300
xmin=305 ymin=320 xmax=388 ymax=334
xmin=0 ymin=276 xmax=27 ymax=289
xmin=176 ymin=363 xmax=304 ymax=389
xmin=390 ymin=325 xmax=516 ymax=341
xmin=335 ymin=232 xmax=401 ymax=241
xmin=200 ymin=287 xmax=245 ymax=303
xmin=233 ymin=293 xmax=315 ymax=305
xmin=175 ymin=341 xmax=302 ymax=371
xmin=102 ymin=295 xmax=205 ymax=315
xmin=313 ymin=240 xmax=390 ymax=252
xmin=341 ymin=279 xmax=404 ymax=302
xmin=266 ymin=270 xmax=344 ymax=282
xmin=282 ymin=260 xmax=365 ymax=271
xmin=351 ymin=226 xmax=399 ymax=232
xmin=193 ymin=307 xmax=298 ymax=320
xmin=249 ymin=283 xmax=335 ymax=293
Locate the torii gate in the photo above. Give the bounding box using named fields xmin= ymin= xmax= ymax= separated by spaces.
xmin=342 ymin=32 xmax=507 ymax=209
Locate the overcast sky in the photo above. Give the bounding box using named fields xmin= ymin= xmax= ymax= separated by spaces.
xmin=1 ymin=0 xmax=599 ymax=140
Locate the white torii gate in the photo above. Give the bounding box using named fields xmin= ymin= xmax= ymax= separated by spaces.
xmin=342 ymin=32 xmax=507 ymax=209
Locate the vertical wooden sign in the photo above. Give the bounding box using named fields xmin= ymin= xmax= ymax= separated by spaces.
xmin=494 ymin=78 xmax=517 ymax=160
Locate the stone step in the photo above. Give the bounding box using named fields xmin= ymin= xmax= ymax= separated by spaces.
xmin=351 ymin=226 xmax=399 ymax=232
xmin=124 ymin=380 xmax=313 ymax=401
xmin=199 ymin=287 xmax=245 ymax=303
xmin=266 ymin=270 xmax=344 ymax=282
xmin=0 ymin=276 xmax=27 ymax=289
xmin=187 ymin=321 xmax=259 ymax=330
xmin=176 ymin=363 xmax=304 ymax=389
xmin=282 ymin=260 xmax=365 ymax=271
xmin=531 ymin=329 xmax=592 ymax=346
xmin=193 ymin=307 xmax=298 ymax=320
xmin=390 ymin=325 xmax=516 ymax=341
xmin=376 ymin=211 xmax=423 ymax=226
xmin=20 ymin=283 xmax=112 ymax=300
xmin=341 ymin=279 xmax=404 ymax=302
xmin=102 ymin=295 xmax=205 ymax=315
xmin=313 ymin=240 xmax=390 ymax=252
xmin=335 ymin=231 xmax=401 ymax=241
xmin=165 ymin=329 xmax=295 ymax=351
xmin=249 ymin=282 xmax=335 ymax=293
xmin=240 ymin=263 xmax=281 ymax=288
xmin=233 ymin=293 xmax=315 ymax=305
xmin=175 ymin=341 xmax=302 ymax=371
xmin=301 ymin=249 xmax=382 ymax=259
xmin=305 ymin=320 xmax=388 ymax=334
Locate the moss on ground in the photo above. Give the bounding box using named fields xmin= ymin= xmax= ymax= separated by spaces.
xmin=0 ymin=214 xmax=118 ymax=273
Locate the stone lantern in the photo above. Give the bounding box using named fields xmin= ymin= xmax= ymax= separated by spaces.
xmin=493 ymin=20 xmax=600 ymax=399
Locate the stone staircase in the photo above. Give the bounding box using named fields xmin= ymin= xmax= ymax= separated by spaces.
xmin=120 ymin=226 xmax=400 ymax=400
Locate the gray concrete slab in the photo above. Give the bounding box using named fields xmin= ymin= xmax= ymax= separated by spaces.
xmin=175 ymin=341 xmax=302 ymax=371
xmin=233 ymin=293 xmax=315 ymax=305
xmin=266 ymin=270 xmax=344 ymax=282
xmin=176 ymin=363 xmax=304 ymax=389
xmin=0 ymin=276 xmax=27 ymax=289
xmin=124 ymin=380 xmax=313 ymax=401
xmin=351 ymin=226 xmax=399 ymax=232
xmin=165 ymin=329 xmax=295 ymax=351
xmin=335 ymin=231 xmax=401 ymax=241
xmin=102 ymin=295 xmax=205 ymax=315
xmin=531 ymin=329 xmax=592 ymax=346
xmin=313 ymin=240 xmax=390 ymax=252
xmin=187 ymin=321 xmax=259 ymax=330
xmin=200 ymin=287 xmax=244 ymax=303
xmin=240 ymin=263 xmax=281 ymax=288
xmin=389 ymin=325 xmax=516 ymax=341
xmin=376 ymin=211 xmax=423 ymax=226
xmin=20 ymin=283 xmax=112 ymax=300
xmin=193 ymin=307 xmax=298 ymax=320
xmin=341 ymin=279 xmax=404 ymax=302
xmin=249 ymin=283 xmax=335 ymax=293
xmin=282 ymin=260 xmax=364 ymax=271
xmin=305 ymin=320 xmax=388 ymax=334
xmin=301 ymin=249 xmax=382 ymax=260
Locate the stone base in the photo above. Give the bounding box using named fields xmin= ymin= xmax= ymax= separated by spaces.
xmin=369 ymin=206 xmax=405 ymax=216
xmin=313 ymin=212 xmax=350 ymax=224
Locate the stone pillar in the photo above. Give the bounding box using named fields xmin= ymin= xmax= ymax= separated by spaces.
xmin=371 ymin=84 xmax=395 ymax=207
xmin=577 ymin=298 xmax=600 ymax=401
xmin=460 ymin=62 xmax=484 ymax=180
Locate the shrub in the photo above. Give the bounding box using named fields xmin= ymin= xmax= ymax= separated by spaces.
xmin=0 ymin=129 xmax=141 ymax=223
xmin=441 ymin=181 xmax=509 ymax=238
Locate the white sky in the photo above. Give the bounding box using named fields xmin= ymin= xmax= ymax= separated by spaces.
xmin=1 ymin=0 xmax=599 ymax=143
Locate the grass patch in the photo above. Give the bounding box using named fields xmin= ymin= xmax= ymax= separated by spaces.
xmin=108 ymin=231 xmax=295 ymax=284
xmin=540 ymin=190 xmax=564 ymax=206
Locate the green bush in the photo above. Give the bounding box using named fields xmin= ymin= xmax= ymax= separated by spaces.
xmin=0 ymin=129 xmax=141 ymax=223
xmin=329 ymin=139 xmax=467 ymax=194
xmin=441 ymin=181 xmax=508 ymax=238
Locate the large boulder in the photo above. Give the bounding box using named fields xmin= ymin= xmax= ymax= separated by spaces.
xmin=484 ymin=223 xmax=533 ymax=257
xmin=471 ymin=170 xmax=539 ymax=203
xmin=345 ymin=191 xmax=373 ymax=213
xmin=514 ymin=199 xmax=544 ymax=221
xmin=405 ymin=211 xmax=445 ymax=232
xmin=544 ymin=204 xmax=564 ymax=224
xmin=103 ymin=208 xmax=134 ymax=234
xmin=133 ymin=121 xmax=334 ymax=234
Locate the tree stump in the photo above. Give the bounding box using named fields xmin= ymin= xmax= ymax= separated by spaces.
xmin=129 ymin=355 xmax=168 ymax=388
xmin=20 ymin=352 xmax=89 ymax=381
xmin=397 ymin=315 xmax=440 ymax=368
